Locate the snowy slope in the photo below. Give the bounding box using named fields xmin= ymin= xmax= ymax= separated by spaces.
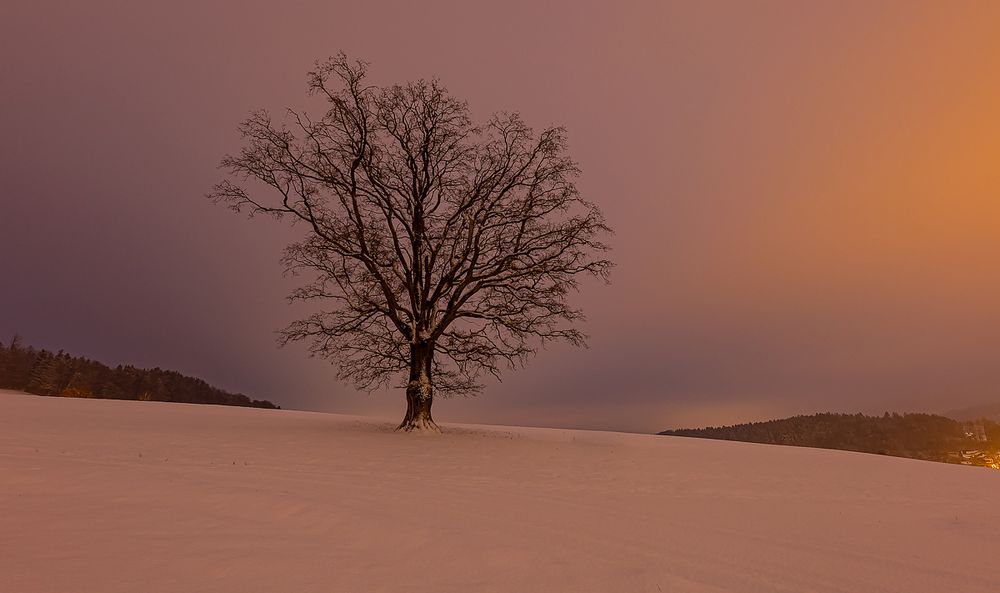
xmin=1 ymin=391 xmax=998 ymax=593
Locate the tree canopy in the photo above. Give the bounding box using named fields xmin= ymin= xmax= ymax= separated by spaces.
xmin=210 ymin=55 xmax=611 ymax=430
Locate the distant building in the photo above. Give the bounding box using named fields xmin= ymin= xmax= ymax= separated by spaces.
xmin=963 ymin=422 xmax=988 ymax=442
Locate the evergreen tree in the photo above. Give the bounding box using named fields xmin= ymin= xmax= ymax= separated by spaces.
xmin=26 ymin=351 xmax=61 ymax=396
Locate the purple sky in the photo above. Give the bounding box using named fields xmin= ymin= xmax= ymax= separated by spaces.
xmin=3 ymin=1 xmax=1000 ymax=432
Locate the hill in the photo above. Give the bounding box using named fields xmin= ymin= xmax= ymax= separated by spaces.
xmin=1 ymin=392 xmax=999 ymax=592
xmin=0 ymin=337 xmax=278 ymax=409
xmin=944 ymin=402 xmax=1000 ymax=422
xmin=659 ymin=412 xmax=1000 ymax=468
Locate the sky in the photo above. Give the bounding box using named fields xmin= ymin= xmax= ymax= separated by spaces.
xmin=2 ymin=1 xmax=1000 ymax=433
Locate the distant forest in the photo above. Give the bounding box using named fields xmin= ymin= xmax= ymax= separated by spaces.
xmin=0 ymin=336 xmax=279 ymax=409
xmin=660 ymin=413 xmax=1000 ymax=467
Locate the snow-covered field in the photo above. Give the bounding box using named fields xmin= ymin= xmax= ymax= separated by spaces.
xmin=1 ymin=390 xmax=998 ymax=593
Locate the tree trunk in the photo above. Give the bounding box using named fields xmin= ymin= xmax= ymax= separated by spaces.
xmin=396 ymin=340 xmax=440 ymax=433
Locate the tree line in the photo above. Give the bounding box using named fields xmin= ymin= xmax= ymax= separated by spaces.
xmin=0 ymin=336 xmax=278 ymax=409
xmin=659 ymin=412 xmax=999 ymax=464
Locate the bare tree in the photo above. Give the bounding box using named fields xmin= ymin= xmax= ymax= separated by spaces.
xmin=210 ymin=54 xmax=612 ymax=432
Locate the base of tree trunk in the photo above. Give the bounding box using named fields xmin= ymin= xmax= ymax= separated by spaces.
xmin=396 ymin=379 xmax=440 ymax=433
xmin=395 ymin=415 xmax=441 ymax=433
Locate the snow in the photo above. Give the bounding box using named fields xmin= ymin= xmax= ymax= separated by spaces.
xmin=1 ymin=390 xmax=998 ymax=593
